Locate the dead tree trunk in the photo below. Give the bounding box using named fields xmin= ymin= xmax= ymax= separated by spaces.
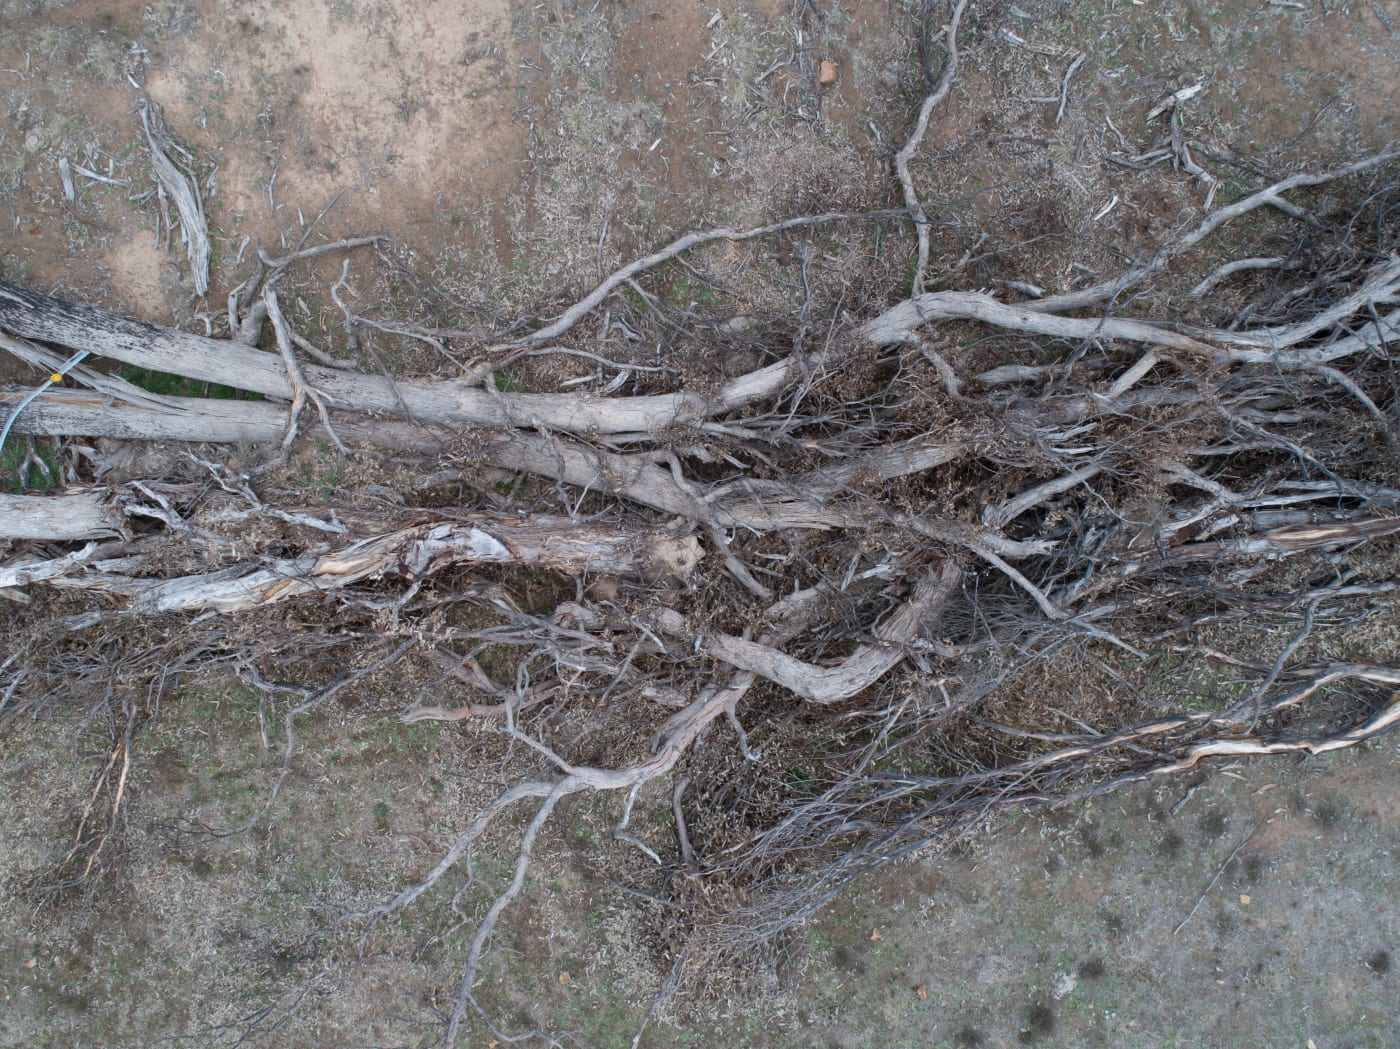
xmin=0 ymin=508 xmax=700 ymax=611
xmin=0 ymin=492 xmax=122 ymax=540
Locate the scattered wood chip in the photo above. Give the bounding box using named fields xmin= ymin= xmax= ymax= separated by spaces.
xmin=57 ymin=157 xmax=75 ymax=202
xmin=1053 ymin=971 xmax=1078 ymax=999
xmin=819 ymin=59 xmax=837 ymax=85
xmin=23 ymin=958 xmax=36 ymax=969
xmin=1239 ymin=894 xmax=1251 ymax=905
xmin=916 ymin=984 xmax=928 ymax=999
xmin=1146 ymin=83 xmax=1204 ymax=122
xmin=870 ymin=928 xmax=882 ymax=941
xmin=559 ymin=971 xmax=572 ymax=985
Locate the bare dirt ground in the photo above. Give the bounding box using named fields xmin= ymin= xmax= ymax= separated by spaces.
xmin=2 ymin=1 xmax=1400 ymax=1046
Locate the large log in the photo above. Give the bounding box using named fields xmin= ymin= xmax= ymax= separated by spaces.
xmin=0 ymin=281 xmax=796 ymax=435
xmin=1 ymin=514 xmax=702 ymax=612
xmin=0 ymin=491 xmax=123 ymax=540
xmin=1 ymin=388 xmax=447 ymax=451
xmin=2 ymin=390 xmax=968 ymax=535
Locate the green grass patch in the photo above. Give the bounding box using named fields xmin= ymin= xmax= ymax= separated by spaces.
xmin=664 ymin=269 xmax=724 ymax=309
xmin=1 ymin=439 xmax=61 ymax=493
xmin=493 ymin=366 xmax=528 ymax=393
xmin=118 ymin=365 xmax=262 ymax=401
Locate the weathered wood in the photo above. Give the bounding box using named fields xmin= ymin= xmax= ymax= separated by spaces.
xmin=0 ymin=491 xmax=123 ymax=541
xmin=862 ymin=261 xmax=1400 ymax=367
xmin=0 ymin=281 xmax=798 ymax=435
xmin=3 ymin=391 xmax=833 ymax=530
xmin=1 ymin=388 xmax=448 ymax=452
xmin=653 ymin=562 xmax=960 ymax=703
xmin=139 ymin=98 xmax=210 ymax=296
xmin=10 ymin=515 xmax=701 ymax=612
xmin=3 ymin=393 xmax=975 ymax=551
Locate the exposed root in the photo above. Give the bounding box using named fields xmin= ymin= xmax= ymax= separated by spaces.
xmin=896 ymin=0 xmax=968 ymax=295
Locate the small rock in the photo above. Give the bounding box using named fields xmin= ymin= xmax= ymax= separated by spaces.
xmin=1052 ymin=971 xmax=1078 ymax=999
xmin=818 ymin=59 xmax=837 ymax=86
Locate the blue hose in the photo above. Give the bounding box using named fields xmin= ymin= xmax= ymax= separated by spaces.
xmin=0 ymin=350 xmax=91 ymax=470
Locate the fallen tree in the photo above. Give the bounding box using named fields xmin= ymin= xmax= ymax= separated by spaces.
xmin=0 ymin=511 xmax=700 ymax=612
xmin=3 ymin=22 xmax=1400 ymax=1047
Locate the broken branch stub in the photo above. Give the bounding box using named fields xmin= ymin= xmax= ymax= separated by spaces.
xmin=651 ymin=563 xmax=960 ymax=704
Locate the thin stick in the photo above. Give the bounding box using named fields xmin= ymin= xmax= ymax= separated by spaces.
xmin=527 ymin=208 xmax=917 ymax=344
xmin=1030 ymin=148 xmax=1400 ymax=314
xmin=895 ymin=0 xmax=968 ymax=295
xmin=257 ymin=234 xmax=385 ymax=271
xmin=263 ymin=288 xmax=349 ymax=455
xmin=1055 ymin=53 xmax=1086 ymax=125
xmin=673 ymin=776 xmax=700 ymax=874
xmin=1172 ymin=822 xmax=1258 ymax=936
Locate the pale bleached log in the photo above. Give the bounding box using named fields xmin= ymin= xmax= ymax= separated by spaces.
xmin=28 ymin=516 xmax=701 ymax=613
xmin=4 ymin=389 xmax=970 ymax=534
xmin=862 ymin=261 xmax=1400 ymax=367
xmin=0 ymin=281 xmax=797 ymax=435
xmin=3 ymin=388 xmax=986 ymax=557
xmin=2 ymin=385 xmax=814 ymax=530
xmin=0 ymin=491 xmax=123 ymax=541
xmin=863 ymin=288 xmax=1235 ymax=354
xmin=807 ymin=434 xmax=968 ymax=486
xmin=1 ymin=388 xmax=447 ymax=452
xmin=481 ymin=431 xmax=973 ymax=533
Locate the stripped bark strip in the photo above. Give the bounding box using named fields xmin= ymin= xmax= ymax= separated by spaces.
xmin=138 ymin=98 xmax=210 ymax=296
